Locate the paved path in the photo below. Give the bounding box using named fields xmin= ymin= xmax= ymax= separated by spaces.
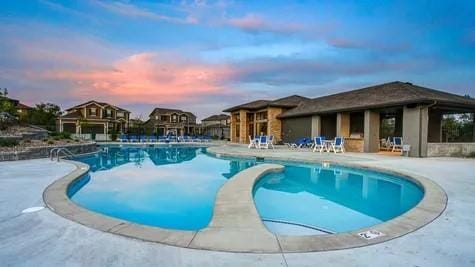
xmin=1 ymin=148 xmax=475 ymax=266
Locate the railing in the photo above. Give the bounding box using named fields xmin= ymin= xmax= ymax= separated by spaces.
xmin=50 ymin=147 xmax=75 ymax=161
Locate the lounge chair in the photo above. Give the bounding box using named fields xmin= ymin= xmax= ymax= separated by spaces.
xmin=148 ymin=136 xmax=157 ymax=142
xmin=158 ymin=136 xmax=167 ymax=143
xmin=129 ymin=135 xmax=139 ymax=142
xmin=286 ymin=137 xmax=309 ymax=148
xmin=392 ymin=137 xmax=403 ymax=152
xmin=268 ymin=135 xmax=275 ymax=149
xmin=118 ymin=134 xmax=128 ymax=142
xmin=331 ymin=137 xmax=345 ymax=153
xmin=313 ymin=137 xmax=324 ymax=153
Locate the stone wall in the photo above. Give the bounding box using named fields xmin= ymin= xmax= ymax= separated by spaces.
xmin=427 ymin=143 xmax=475 ymax=157
xmin=0 ymin=142 xmax=98 ymax=161
xmin=345 ymin=138 xmax=364 ymax=152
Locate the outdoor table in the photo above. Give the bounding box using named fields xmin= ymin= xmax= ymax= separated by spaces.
xmin=323 ymin=140 xmax=334 ymax=152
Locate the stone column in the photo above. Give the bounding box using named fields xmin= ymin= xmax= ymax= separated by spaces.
xmin=230 ymin=113 xmax=236 ymax=142
xmin=364 ymin=110 xmax=380 ymax=152
xmin=403 ymin=105 xmax=429 ymax=157
xmin=311 ymin=115 xmax=321 ymax=138
xmin=239 ymin=110 xmax=248 ymax=143
xmin=267 ymin=107 xmax=283 ymax=142
xmin=336 ymin=112 xmax=350 ymax=137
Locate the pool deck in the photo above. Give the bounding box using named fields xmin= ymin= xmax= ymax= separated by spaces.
xmin=1 ymin=144 xmax=475 ymax=266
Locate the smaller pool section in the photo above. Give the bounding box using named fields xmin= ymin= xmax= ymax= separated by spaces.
xmin=69 ymin=146 xmax=255 ymax=230
xmin=253 ymin=163 xmax=423 ymax=234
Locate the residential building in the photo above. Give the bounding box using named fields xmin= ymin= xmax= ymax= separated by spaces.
xmin=2 ymin=97 xmax=32 ymax=117
xmin=225 ymin=81 xmax=475 ymax=157
xmin=58 ymin=100 xmax=130 ymax=135
xmin=143 ymin=107 xmax=197 ymax=136
xmin=201 ymin=114 xmax=230 ymax=139
xmin=223 ymin=95 xmax=310 ymax=143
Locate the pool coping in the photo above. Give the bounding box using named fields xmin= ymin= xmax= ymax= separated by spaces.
xmin=42 ymin=146 xmax=447 ymax=253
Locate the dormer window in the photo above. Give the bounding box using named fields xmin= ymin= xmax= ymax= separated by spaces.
xmin=90 ymin=108 xmax=97 ymax=116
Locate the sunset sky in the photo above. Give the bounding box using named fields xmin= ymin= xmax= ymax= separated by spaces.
xmin=1 ymin=0 xmax=474 ymax=120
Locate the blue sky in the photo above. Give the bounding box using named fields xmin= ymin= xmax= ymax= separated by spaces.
xmin=0 ymin=0 xmax=474 ymax=119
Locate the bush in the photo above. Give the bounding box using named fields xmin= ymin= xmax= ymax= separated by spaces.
xmin=0 ymin=139 xmax=19 ymax=147
xmin=47 ymin=140 xmax=55 ymax=145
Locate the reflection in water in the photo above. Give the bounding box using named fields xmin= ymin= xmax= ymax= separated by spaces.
xmin=71 ymin=146 xmax=255 ymax=230
xmin=253 ymin=165 xmax=423 ymax=233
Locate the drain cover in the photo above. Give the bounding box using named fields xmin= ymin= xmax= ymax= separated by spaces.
xmin=358 ymin=230 xmax=385 ymax=240
xmin=21 ymin=206 xmax=44 ymax=213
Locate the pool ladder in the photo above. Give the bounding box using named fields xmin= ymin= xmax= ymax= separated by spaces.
xmin=49 ymin=147 xmax=75 ymax=161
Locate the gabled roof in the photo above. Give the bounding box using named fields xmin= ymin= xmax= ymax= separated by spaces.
xmin=60 ymin=110 xmax=82 ymax=119
xmin=202 ymin=114 xmax=231 ymax=121
xmin=279 ymin=81 xmax=475 ymax=118
xmin=16 ymin=102 xmax=32 ymax=109
xmin=66 ymin=100 xmax=130 ymax=113
xmin=223 ymin=95 xmax=309 ymax=112
xmin=149 ymin=107 xmax=196 ymax=118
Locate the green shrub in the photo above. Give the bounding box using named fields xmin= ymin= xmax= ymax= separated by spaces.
xmin=49 ymin=131 xmax=71 ymax=140
xmin=47 ymin=140 xmax=55 ymax=145
xmin=0 ymin=139 xmax=19 ymax=147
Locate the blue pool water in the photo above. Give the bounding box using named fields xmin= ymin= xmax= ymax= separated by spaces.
xmin=69 ymin=145 xmax=423 ymax=233
xmin=70 ymin=146 xmax=255 ymax=230
xmin=253 ymin=163 xmax=423 ymax=234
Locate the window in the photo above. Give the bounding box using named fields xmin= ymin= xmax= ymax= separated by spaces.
xmin=171 ymin=114 xmax=177 ymax=123
xmin=256 ymin=111 xmax=267 ymax=121
xmin=181 ymin=115 xmax=187 ymax=122
xmin=161 ymin=115 xmax=169 ymax=121
xmin=106 ymin=109 xmax=112 ymax=117
xmin=117 ymin=112 xmax=124 ymax=118
xmin=90 ymin=108 xmax=97 ymax=116
xmin=155 ymin=115 xmax=159 ymax=120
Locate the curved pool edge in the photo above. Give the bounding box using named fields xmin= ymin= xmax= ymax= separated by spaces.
xmin=207 ymin=146 xmax=448 ymax=253
xmin=42 ymin=146 xmax=447 ymax=253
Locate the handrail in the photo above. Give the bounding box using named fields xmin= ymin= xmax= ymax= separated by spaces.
xmin=50 ymin=147 xmax=76 ymax=161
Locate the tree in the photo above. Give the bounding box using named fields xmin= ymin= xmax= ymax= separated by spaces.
xmin=0 ymin=88 xmax=17 ymax=115
xmin=26 ymin=103 xmax=61 ymax=130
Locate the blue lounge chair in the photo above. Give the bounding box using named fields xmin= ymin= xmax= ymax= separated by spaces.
xmin=149 ymin=136 xmax=157 ymax=142
xmin=392 ymin=137 xmax=403 ymax=152
xmin=313 ymin=137 xmax=324 ymax=153
xmin=118 ymin=134 xmax=128 ymax=142
xmin=129 ymin=135 xmax=139 ymax=142
xmin=331 ymin=137 xmax=345 ymax=153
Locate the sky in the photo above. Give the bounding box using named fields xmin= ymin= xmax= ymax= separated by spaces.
xmin=0 ymin=0 xmax=474 ymax=120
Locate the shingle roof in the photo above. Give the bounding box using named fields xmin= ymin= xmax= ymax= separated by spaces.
xmin=202 ymin=114 xmax=231 ymax=121
xmin=149 ymin=107 xmax=196 ymax=118
xmin=66 ymin=100 xmax=130 ymax=113
xmin=16 ymin=102 xmax=32 ymax=109
xmin=279 ymin=81 xmax=475 ymax=118
xmin=60 ymin=110 xmax=82 ymax=119
xmin=223 ymin=95 xmax=309 ymax=112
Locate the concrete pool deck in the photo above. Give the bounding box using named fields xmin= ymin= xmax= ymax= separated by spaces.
xmin=1 ymin=145 xmax=475 ymax=266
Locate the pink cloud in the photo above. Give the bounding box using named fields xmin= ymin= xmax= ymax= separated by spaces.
xmin=36 ymin=52 xmax=236 ymax=104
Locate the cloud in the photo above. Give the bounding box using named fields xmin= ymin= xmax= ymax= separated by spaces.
xmin=94 ymin=1 xmax=197 ymax=24
xmin=226 ymin=13 xmax=303 ymax=34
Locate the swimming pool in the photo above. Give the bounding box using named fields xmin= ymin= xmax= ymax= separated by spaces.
xmin=69 ymin=145 xmax=423 ymax=233
xmin=253 ymin=163 xmax=423 ymax=235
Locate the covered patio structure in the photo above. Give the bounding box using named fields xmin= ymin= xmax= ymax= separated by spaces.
xmin=280 ymin=82 xmax=475 ymax=157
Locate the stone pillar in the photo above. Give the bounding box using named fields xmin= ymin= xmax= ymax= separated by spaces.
xmin=239 ymin=110 xmax=248 ymax=143
xmin=311 ymin=115 xmax=321 ymax=138
xmin=403 ymin=105 xmax=429 ymax=157
xmin=364 ymin=110 xmax=380 ymax=152
xmin=336 ymin=112 xmax=350 ymax=137
xmin=230 ymin=113 xmax=236 ymax=142
xmin=267 ymin=107 xmax=283 ymax=142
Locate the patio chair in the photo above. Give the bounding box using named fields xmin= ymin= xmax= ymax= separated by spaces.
xmin=258 ymin=135 xmax=271 ymax=149
xmin=248 ymin=135 xmax=258 ymax=148
xmin=392 ymin=137 xmax=403 ymax=152
xmin=129 ymin=135 xmax=139 ymax=142
xmin=331 ymin=137 xmax=345 ymax=153
xmin=148 ymin=135 xmax=157 ymax=142
xmin=313 ymin=137 xmax=324 ymax=153
xmin=285 ymin=137 xmax=308 ymax=148
xmin=158 ymin=136 xmax=167 ymax=143
xmin=268 ymin=135 xmax=275 ymax=149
